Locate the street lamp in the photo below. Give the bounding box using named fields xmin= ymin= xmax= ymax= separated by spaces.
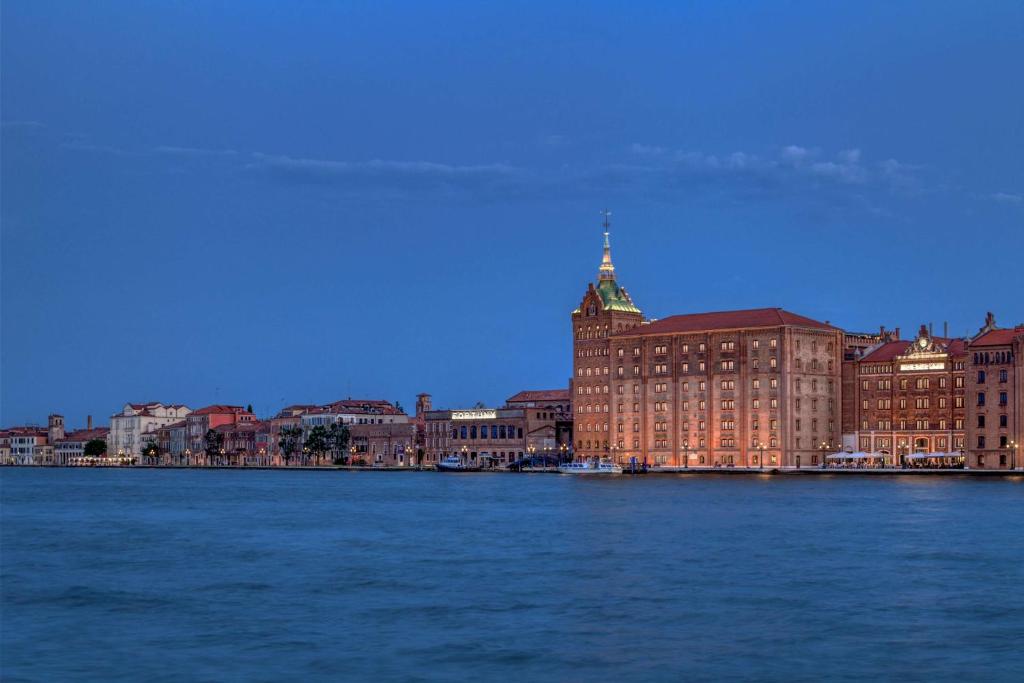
xmin=559 ymin=443 xmax=568 ymax=464
xmin=1005 ymin=440 xmax=1018 ymax=470
xmin=404 ymin=444 xmax=412 ymax=467
xmin=759 ymin=442 xmax=766 ymax=470
xmin=682 ymin=440 xmax=690 ymax=469
xmin=527 ymin=444 xmax=536 ymax=469
xmin=461 ymin=445 xmax=468 ymax=465
xmin=819 ymin=441 xmax=828 ymax=469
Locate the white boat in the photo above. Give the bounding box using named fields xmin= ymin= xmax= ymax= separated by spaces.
xmin=557 ymin=458 xmax=623 ymax=475
xmin=435 ymin=455 xmax=480 ymax=472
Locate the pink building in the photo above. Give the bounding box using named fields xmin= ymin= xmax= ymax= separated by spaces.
xmin=186 ymin=405 xmax=256 ymax=462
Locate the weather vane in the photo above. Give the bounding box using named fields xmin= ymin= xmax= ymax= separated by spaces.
xmin=601 ymin=208 xmax=611 ymax=232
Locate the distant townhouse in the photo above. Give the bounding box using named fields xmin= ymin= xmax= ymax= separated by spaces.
xmin=186 ymin=405 xmax=256 ymax=460
xmin=108 ymin=402 xmax=191 ymax=459
xmin=350 ymin=422 xmax=417 ymax=466
xmin=965 ymin=313 xmax=1024 ymax=470
xmin=1 ymin=428 xmax=48 ymax=465
xmin=213 ymin=420 xmax=272 ymax=466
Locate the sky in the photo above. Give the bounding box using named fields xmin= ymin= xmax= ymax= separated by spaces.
xmin=2 ymin=1 xmax=1022 ymax=428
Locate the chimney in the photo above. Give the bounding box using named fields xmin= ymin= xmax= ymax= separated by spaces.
xmin=943 ymin=321 xmax=948 ymax=338
xmin=929 ymin=322 xmax=933 ymax=337
xmin=87 ymin=415 xmax=93 ymax=430
xmin=895 ymin=327 xmax=901 ymax=339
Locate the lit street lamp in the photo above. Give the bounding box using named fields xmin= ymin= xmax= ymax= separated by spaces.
xmin=759 ymin=442 xmax=766 ymax=470
xmin=682 ymin=440 xmax=690 ymax=469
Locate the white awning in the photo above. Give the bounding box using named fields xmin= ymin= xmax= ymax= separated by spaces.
xmin=827 ymin=451 xmax=885 ymax=460
xmin=906 ymin=452 xmax=963 ymax=459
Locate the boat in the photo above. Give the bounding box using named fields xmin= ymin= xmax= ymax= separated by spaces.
xmin=557 ymin=458 xmax=623 ymax=475
xmin=435 ymin=455 xmax=481 ymax=472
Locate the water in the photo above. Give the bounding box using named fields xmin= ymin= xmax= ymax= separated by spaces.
xmin=2 ymin=469 xmax=1023 ymax=682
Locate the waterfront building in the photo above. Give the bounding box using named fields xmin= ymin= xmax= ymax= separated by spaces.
xmin=213 ymin=421 xmax=272 ymax=466
xmin=55 ymin=426 xmax=110 ymax=466
xmin=422 ymin=393 xmax=569 ymax=467
xmin=965 ymin=313 xmax=1024 ymax=470
xmin=0 ymin=427 xmax=48 ymax=465
xmin=841 ymin=325 xmax=967 ymax=465
xmin=185 ymin=405 xmax=255 ymax=461
xmin=350 ymin=422 xmax=417 ymax=466
xmin=571 ymin=225 xmax=842 ymax=468
xmin=108 ymin=402 xmax=191 ymax=459
xmin=268 ymin=404 xmax=317 ymax=463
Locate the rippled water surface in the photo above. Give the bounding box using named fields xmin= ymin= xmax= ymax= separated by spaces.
xmin=2 ymin=469 xmax=1023 ymax=682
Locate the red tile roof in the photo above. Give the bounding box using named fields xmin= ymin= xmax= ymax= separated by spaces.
xmin=506 ymin=389 xmax=571 ymax=403
xmin=860 ymin=341 xmax=910 ymax=362
xmin=614 ymin=307 xmax=836 ymax=337
xmin=190 ymin=405 xmax=252 ymax=416
xmin=860 ymin=337 xmax=967 ymax=362
xmin=61 ymin=427 xmax=110 ymax=442
xmin=323 ymin=399 xmax=405 ymax=415
xmin=972 ymin=327 xmax=1024 ymax=347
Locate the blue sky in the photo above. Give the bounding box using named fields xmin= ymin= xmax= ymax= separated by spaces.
xmin=2 ymin=1 xmax=1022 ymax=427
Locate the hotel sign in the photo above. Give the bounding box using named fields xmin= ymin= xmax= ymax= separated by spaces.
xmin=899 ymin=362 xmax=945 ymax=372
xmin=452 ymin=410 xmax=497 ymax=421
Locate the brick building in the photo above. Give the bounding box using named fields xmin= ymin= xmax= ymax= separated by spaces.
xmin=842 ymin=325 xmax=967 ymax=465
xmin=350 ymin=422 xmax=417 ymax=466
xmin=571 ymin=226 xmax=842 ymax=468
xmin=186 ymin=405 xmax=256 ymax=461
xmin=965 ymin=313 xmax=1023 ymax=470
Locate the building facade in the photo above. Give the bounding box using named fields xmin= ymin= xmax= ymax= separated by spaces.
xmin=185 ymin=405 xmax=256 ymax=458
xmin=842 ymin=325 xmax=967 ymax=465
xmin=572 ymin=228 xmax=842 ymax=468
xmin=108 ymin=402 xmax=191 ymax=459
xmin=965 ymin=313 xmax=1023 ymax=470
xmin=350 ymin=422 xmax=417 ymax=466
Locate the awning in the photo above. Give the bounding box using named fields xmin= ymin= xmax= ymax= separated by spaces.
xmin=905 ymin=452 xmax=963 ymax=459
xmin=826 ymin=452 xmax=885 ymax=460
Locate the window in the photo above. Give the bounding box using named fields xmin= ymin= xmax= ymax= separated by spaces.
xmin=977 ymin=392 xmax=986 ymax=407
xmin=681 ymin=362 xmax=689 ymax=373
xmin=999 ymin=392 xmax=1008 ymax=406
xmin=770 ymin=357 xmax=777 ymax=369
xmin=753 ymin=340 xmax=760 ymax=350
xmin=681 ymin=343 xmax=689 ymax=353
xmin=721 ymin=360 xmax=735 ymax=371
xmin=770 ymin=338 xmax=777 ymax=348
xmin=699 ymin=343 xmax=706 ymax=352
xmin=654 ymin=345 xmax=667 ymax=354
xmin=999 ymin=369 xmax=1008 ymax=383
xmin=978 ymin=370 xmax=986 ymax=383
xmin=753 ymin=379 xmax=760 ymax=390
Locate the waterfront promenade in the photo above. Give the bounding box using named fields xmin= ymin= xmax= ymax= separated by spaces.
xmin=5 ymin=463 xmax=1021 ymax=476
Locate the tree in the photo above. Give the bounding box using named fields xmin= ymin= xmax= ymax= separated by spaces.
xmin=394 ymin=400 xmax=404 ymax=414
xmin=246 ymin=404 xmax=254 ymax=414
xmin=327 ymin=422 xmax=351 ymax=465
xmin=83 ymin=439 xmax=106 ymax=457
xmin=141 ymin=441 xmax=160 ymax=466
xmin=278 ymin=426 xmax=302 ymax=467
xmin=204 ymin=429 xmax=224 ymax=466
xmin=305 ymin=425 xmax=330 ymax=466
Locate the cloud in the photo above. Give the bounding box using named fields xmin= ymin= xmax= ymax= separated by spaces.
xmin=629 ymin=143 xmax=668 ymax=156
xmin=154 ymin=145 xmax=238 ymax=157
xmin=244 ymin=153 xmax=525 ymax=199
xmin=988 ymin=191 xmax=1022 ymax=205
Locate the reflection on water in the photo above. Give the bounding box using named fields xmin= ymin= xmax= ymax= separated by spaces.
xmin=2 ymin=469 xmax=1023 ymax=682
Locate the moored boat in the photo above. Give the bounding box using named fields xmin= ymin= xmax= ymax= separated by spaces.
xmin=435 ymin=455 xmax=481 ymax=472
xmin=557 ymin=458 xmax=623 ymax=475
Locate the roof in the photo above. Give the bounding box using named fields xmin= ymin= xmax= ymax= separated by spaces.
xmin=190 ymin=405 xmax=252 ymax=416
xmin=61 ymin=427 xmax=110 ymax=442
xmin=322 ymin=399 xmax=405 ymax=415
xmin=506 ymin=389 xmax=571 ymax=403
xmin=860 ymin=337 xmax=967 ymax=362
xmin=972 ymin=326 xmax=1024 ymax=347
xmin=614 ymin=307 xmax=836 ymax=337
xmin=594 ymin=279 xmax=641 ymax=314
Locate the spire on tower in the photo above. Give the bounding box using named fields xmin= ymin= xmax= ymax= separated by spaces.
xmin=599 ymin=209 xmax=615 ymax=281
